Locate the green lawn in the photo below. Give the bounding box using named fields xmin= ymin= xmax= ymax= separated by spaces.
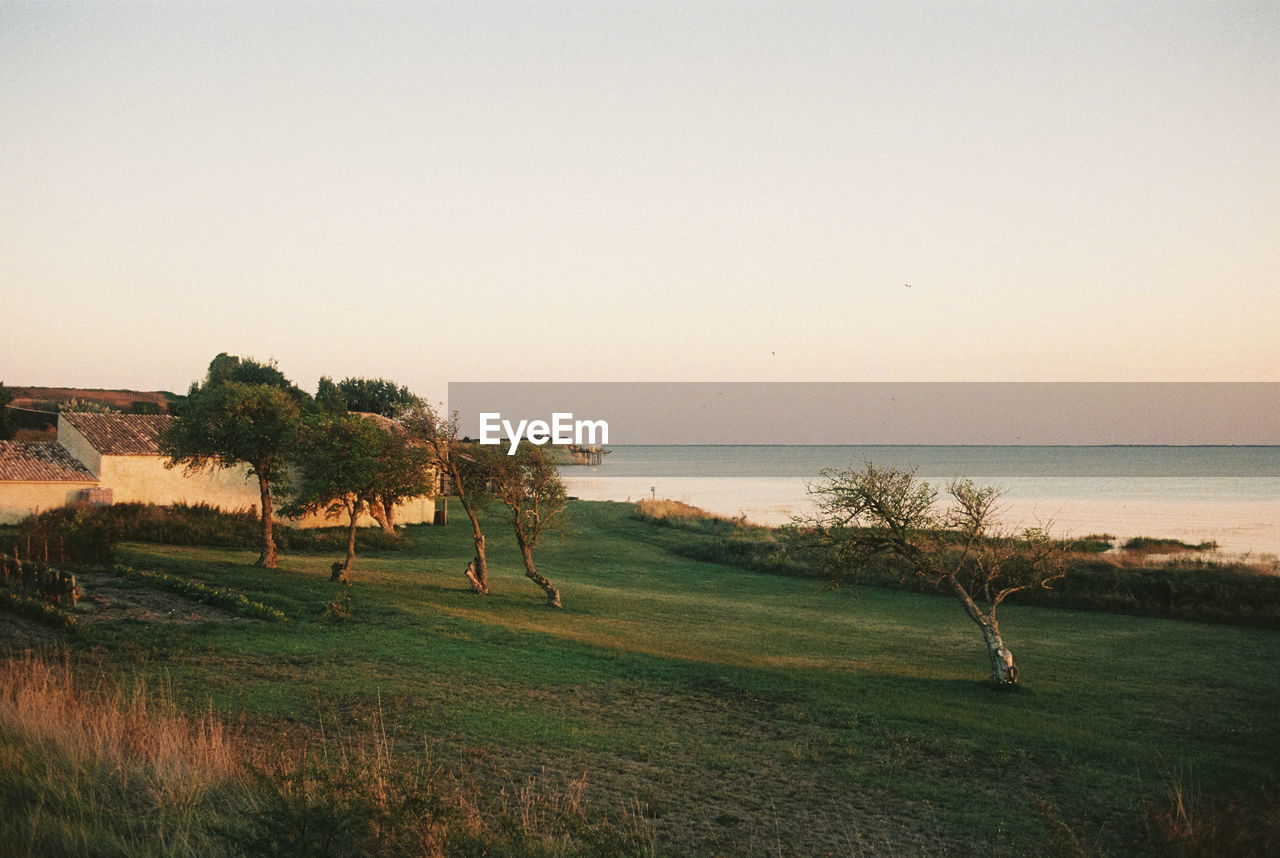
xmin=7 ymin=499 xmax=1279 ymax=855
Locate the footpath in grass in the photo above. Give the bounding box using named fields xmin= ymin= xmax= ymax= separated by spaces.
xmin=8 ymin=499 xmax=1280 ymax=855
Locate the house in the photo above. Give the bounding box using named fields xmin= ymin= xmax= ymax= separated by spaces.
xmin=0 ymin=412 xmax=435 ymax=527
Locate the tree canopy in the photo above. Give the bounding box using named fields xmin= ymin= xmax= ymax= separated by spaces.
xmin=316 ymin=376 xmax=422 ymax=418
xmin=285 ymin=413 xmax=416 ymax=579
xmin=203 ymin=353 xmax=313 ymax=407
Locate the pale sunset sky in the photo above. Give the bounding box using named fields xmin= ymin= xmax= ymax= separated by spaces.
xmin=3 ymin=1 xmax=1278 ymax=409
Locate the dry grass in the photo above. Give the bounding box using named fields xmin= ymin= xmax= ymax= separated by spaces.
xmin=0 ymin=650 xmax=657 ymax=856
xmin=0 ymin=649 xmax=239 ymax=791
xmin=634 ymin=498 xmax=747 ymax=524
xmin=634 ymin=498 xmax=720 ymax=520
xmin=0 ymin=649 xmax=243 ymax=856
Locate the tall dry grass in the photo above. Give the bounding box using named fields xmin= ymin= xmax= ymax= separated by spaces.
xmin=0 ymin=651 xmax=657 ymax=857
xmin=0 ymin=650 xmax=243 ymax=856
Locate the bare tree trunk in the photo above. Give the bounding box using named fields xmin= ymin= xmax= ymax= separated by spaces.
xmin=344 ymin=503 xmax=358 ymax=573
xmin=980 ymin=621 xmax=1017 ymax=685
xmin=369 ymin=499 xmax=396 ymax=534
xmin=459 ymin=498 xmax=490 ymax=595
xmin=256 ymin=473 xmax=277 ymax=568
xmin=463 ymin=532 xmax=489 ymax=595
xmin=949 ymin=575 xmax=1018 ymax=685
xmin=516 ymin=531 xmax=560 ymax=608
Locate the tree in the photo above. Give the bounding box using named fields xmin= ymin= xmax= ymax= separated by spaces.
xmin=362 ymin=417 xmax=435 ymax=535
xmin=400 ymin=403 xmax=494 ymax=595
xmin=315 ymin=376 xmax=347 ymax=414
xmin=797 ymin=462 xmax=1065 ymax=686
xmin=285 ymin=413 xmax=388 ymax=582
xmin=0 ymin=382 xmax=15 ymax=441
xmin=332 ymin=377 xmax=422 ymax=418
xmin=159 ymin=380 xmax=302 ymax=568
xmin=487 ymin=444 xmax=568 ymax=608
xmin=204 ymin=352 xmax=313 ymax=409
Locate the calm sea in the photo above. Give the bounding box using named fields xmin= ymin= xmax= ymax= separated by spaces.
xmin=561 ymin=445 xmax=1280 ymax=557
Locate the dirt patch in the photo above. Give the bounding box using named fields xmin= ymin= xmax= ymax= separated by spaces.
xmin=0 ymin=571 xmax=244 ymax=647
xmin=75 ymin=572 xmax=244 ymax=625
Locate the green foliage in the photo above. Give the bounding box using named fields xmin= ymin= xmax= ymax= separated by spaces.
xmin=0 ymin=588 xmax=78 ymax=629
xmin=204 ymin=352 xmax=313 ymax=408
xmin=0 ymin=381 xmax=15 ymax=440
xmin=130 ymin=399 xmax=162 ymax=415
xmin=162 ymin=380 xmax=302 ymax=481
xmin=17 ymin=504 xmax=120 ymax=563
xmin=314 ymin=376 xmax=346 ymax=414
xmin=1122 ymin=535 xmax=1219 ymax=553
xmin=286 ymin=413 xmax=433 ymax=572
xmin=1016 ymin=558 xmax=1280 ymax=627
xmin=634 ymin=508 xmax=1280 ymax=629
xmin=333 ymin=377 xmax=422 ymax=418
xmin=0 ymin=553 xmax=80 ymax=608
xmin=161 ymin=374 xmax=303 ymax=566
xmin=487 ymin=444 xmax=568 ymax=549
xmin=111 ymin=563 xmax=287 ymax=622
xmin=16 ymin=501 xmax=408 ymax=558
xmin=57 ymin=397 xmax=119 ymax=413
xmin=287 ymin=414 xmax=389 ymax=520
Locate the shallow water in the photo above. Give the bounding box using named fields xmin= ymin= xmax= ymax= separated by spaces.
xmin=562 ymin=445 xmax=1280 ymax=558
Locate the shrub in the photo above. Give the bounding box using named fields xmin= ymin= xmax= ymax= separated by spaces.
xmin=17 ymin=504 xmax=119 ymax=563
xmin=15 ymin=502 xmax=410 ymax=564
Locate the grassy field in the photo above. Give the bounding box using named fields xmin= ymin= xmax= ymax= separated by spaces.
xmin=3 ymin=500 xmax=1279 ymax=855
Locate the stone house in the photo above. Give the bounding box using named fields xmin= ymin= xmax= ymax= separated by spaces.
xmin=0 ymin=412 xmax=435 ymax=527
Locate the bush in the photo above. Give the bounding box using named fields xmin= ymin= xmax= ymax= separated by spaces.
xmin=0 ymin=554 xmax=80 ymax=608
xmin=15 ymin=502 xmax=410 ymax=563
xmin=17 ymin=504 xmax=119 ymax=563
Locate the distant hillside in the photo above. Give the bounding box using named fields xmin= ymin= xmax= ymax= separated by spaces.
xmin=7 ymin=387 xmax=174 ymax=414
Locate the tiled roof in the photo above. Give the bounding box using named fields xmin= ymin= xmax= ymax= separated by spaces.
xmin=61 ymin=412 xmax=174 ymax=456
xmin=0 ymin=441 xmax=97 ymax=482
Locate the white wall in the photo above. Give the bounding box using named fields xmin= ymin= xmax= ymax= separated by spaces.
xmin=0 ymin=481 xmax=99 ymax=525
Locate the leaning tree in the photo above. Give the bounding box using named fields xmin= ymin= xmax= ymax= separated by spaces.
xmin=796 ymin=462 xmax=1065 ymax=686
xmin=401 ymin=403 xmax=497 ymax=595
xmin=487 ymin=444 xmax=568 ymax=608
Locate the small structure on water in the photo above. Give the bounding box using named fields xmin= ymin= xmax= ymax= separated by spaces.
xmin=566 ymin=444 xmax=609 ymax=466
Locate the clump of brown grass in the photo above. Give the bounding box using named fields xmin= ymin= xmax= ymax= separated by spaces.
xmin=0 ymin=649 xmax=243 ymax=855
xmin=634 ymin=498 xmax=753 ymax=527
xmin=0 ymin=649 xmax=239 ymax=791
xmin=1144 ymin=768 xmax=1280 ymax=857
xmin=635 ymin=498 xmax=722 ymax=520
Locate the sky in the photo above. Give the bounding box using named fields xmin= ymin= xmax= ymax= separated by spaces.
xmin=3 ymin=1 xmax=1278 ymax=413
